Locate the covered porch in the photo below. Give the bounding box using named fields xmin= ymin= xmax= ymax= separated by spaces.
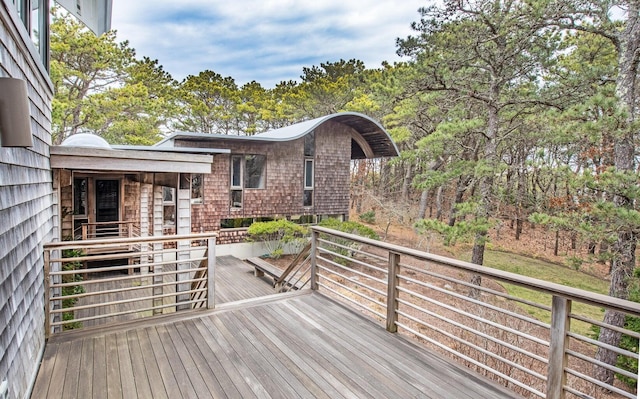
xmin=50 ymin=136 xmax=223 ymax=241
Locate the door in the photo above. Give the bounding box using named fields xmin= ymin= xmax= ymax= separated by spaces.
xmin=95 ymin=179 xmax=120 ymax=236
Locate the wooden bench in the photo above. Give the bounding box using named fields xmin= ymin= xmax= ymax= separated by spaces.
xmin=245 ymin=257 xmax=283 ymax=285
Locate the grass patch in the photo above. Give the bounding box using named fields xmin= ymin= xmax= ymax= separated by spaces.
xmin=469 ymin=250 xmax=608 ymax=336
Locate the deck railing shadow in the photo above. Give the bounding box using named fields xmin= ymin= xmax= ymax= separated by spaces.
xmin=309 ymin=226 xmax=640 ymax=399
xmin=43 ymin=233 xmax=216 ymax=336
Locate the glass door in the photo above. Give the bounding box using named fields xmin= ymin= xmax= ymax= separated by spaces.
xmin=95 ymin=179 xmax=120 ymax=237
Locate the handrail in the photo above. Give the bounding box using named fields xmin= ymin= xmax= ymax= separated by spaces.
xmin=44 ymin=232 xmax=215 ymax=249
xmin=311 ymin=226 xmax=640 ymax=316
xmin=309 ymin=226 xmax=640 ymax=399
xmin=44 ymin=233 xmax=217 ymax=337
xmin=78 ymin=220 xmax=141 ymax=240
xmin=274 ymin=241 xmax=312 ymax=289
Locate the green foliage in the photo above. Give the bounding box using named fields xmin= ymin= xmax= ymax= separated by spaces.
xmin=414 ymin=217 xmax=491 ymax=247
xmin=61 ymin=248 xmax=85 ymax=330
xmin=317 ymin=219 xmax=379 ymax=265
xmin=566 ymin=256 xmax=583 ymax=271
xmin=358 ymin=211 xmax=376 ymax=224
xmin=318 ymin=218 xmax=378 ymax=240
xmin=247 ymin=219 xmax=308 ymax=259
xmin=51 ymin=10 xmax=177 ymax=145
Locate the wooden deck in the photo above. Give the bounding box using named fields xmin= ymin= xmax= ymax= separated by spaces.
xmin=33 ymin=292 xmax=519 ymax=399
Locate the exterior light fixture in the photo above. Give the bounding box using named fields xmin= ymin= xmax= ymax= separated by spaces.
xmin=0 ymin=77 xmax=33 ymax=147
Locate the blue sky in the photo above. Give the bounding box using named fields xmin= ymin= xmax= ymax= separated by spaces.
xmin=111 ymin=1 xmax=427 ymax=88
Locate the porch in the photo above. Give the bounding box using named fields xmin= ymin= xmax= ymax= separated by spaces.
xmin=35 ymin=226 xmax=640 ymax=398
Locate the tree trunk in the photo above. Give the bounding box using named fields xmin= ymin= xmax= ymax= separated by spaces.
xmin=469 ymin=81 xmax=500 ymax=299
xmin=515 ymin=218 xmax=523 ymax=241
xmin=417 ymin=188 xmax=429 ymax=220
xmin=448 ymin=176 xmax=470 ymax=226
xmin=401 ymin=162 xmax=413 ymax=202
xmin=595 ymin=2 xmax=640 ymax=384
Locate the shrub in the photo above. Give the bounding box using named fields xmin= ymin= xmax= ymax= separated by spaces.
xmin=61 ymin=248 xmax=86 ymax=330
xmin=247 ymin=219 xmax=308 ymax=259
xmin=317 ymin=218 xmax=379 ymax=264
xmin=358 ymin=211 xmax=376 ymax=224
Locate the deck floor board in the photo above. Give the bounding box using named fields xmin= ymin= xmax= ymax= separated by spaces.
xmin=34 ymin=291 xmax=520 ymax=399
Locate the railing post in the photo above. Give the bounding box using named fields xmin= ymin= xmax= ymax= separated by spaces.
xmin=547 ymin=295 xmax=571 ymax=399
xmin=44 ymin=249 xmax=51 ymax=339
xmin=310 ymin=231 xmax=319 ymax=290
xmin=153 ymin=241 xmax=163 ymax=315
xmin=386 ymin=251 xmax=400 ymax=333
xmin=82 ymin=224 xmax=87 ymax=240
xmin=207 ymin=237 xmax=216 ymax=309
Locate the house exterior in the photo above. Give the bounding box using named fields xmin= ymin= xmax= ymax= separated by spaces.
xmin=158 ymin=112 xmax=398 ymax=244
xmin=51 ymin=113 xmax=398 ymax=248
xmin=0 ymin=2 xmax=55 ymax=398
xmin=0 ymin=2 xmax=111 ymax=398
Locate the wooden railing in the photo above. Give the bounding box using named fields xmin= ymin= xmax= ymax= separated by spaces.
xmin=43 ymin=233 xmax=216 ymax=336
xmin=274 ymin=241 xmax=312 ymax=292
xmin=309 ymin=226 xmax=640 ymax=399
xmin=79 ymin=220 xmax=140 ymax=240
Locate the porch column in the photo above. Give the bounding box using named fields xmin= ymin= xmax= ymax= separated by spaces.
xmin=152 ymin=185 xmax=163 ymax=314
xmin=176 ymin=174 xmax=192 ymax=310
xmin=139 ymin=182 xmax=151 ymax=275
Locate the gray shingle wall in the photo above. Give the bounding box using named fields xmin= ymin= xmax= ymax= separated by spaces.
xmin=0 ymin=2 xmax=54 ymax=398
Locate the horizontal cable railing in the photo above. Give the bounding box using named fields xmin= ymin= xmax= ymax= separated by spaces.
xmin=309 ymin=226 xmax=640 ymax=399
xmin=80 ymin=220 xmax=141 ymax=240
xmin=44 ymin=233 xmax=216 ymax=336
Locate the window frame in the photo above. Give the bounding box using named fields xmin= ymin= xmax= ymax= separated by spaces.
xmin=231 ymin=155 xmax=243 ymax=190
xmin=304 ymin=159 xmax=314 ymax=189
xmin=229 ymin=153 xmax=266 ymax=208
xmin=12 ymin=0 xmax=50 ymax=70
xmin=162 ymin=186 xmax=176 ymax=226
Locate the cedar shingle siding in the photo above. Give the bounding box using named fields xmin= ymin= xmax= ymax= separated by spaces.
xmin=187 ymin=121 xmax=351 ymax=236
xmin=0 ymin=4 xmax=54 ymax=398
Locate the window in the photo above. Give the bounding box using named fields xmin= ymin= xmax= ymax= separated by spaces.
xmin=230 ymin=154 xmax=266 ymax=208
xmin=231 ymin=190 xmax=242 ymax=208
xmin=304 ymin=159 xmax=314 ymax=189
xmin=191 ymin=174 xmax=203 ymax=204
xmin=180 ymin=173 xmax=203 ymax=204
xmin=12 ymin=0 xmax=49 ymax=70
xmin=73 ymin=178 xmax=87 ymax=216
xmin=304 ymin=159 xmax=314 ymax=207
xmin=245 ymin=155 xmax=265 ymax=188
xmin=162 ymin=187 xmax=175 ymax=226
xmin=304 ymin=131 xmax=315 ymax=156
xmin=231 ymin=156 xmax=243 ymax=189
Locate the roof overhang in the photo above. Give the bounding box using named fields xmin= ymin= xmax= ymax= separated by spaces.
xmin=157 ymin=112 xmax=399 ymax=160
xmin=50 ymin=146 xmax=215 ymax=174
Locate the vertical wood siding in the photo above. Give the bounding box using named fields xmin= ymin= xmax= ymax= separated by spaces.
xmin=0 ymin=2 xmax=54 ymax=398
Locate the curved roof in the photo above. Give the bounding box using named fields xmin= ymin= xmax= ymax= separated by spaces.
xmin=61 ymin=133 xmax=111 ymax=149
xmin=157 ymin=112 xmax=399 ymax=159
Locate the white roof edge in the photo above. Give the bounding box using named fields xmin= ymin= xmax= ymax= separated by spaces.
xmin=158 ymin=112 xmax=385 ymax=143
xmin=111 ymin=145 xmax=230 ymax=154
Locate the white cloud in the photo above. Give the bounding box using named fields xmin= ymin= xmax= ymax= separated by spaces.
xmin=111 ymin=0 xmax=425 ymax=87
